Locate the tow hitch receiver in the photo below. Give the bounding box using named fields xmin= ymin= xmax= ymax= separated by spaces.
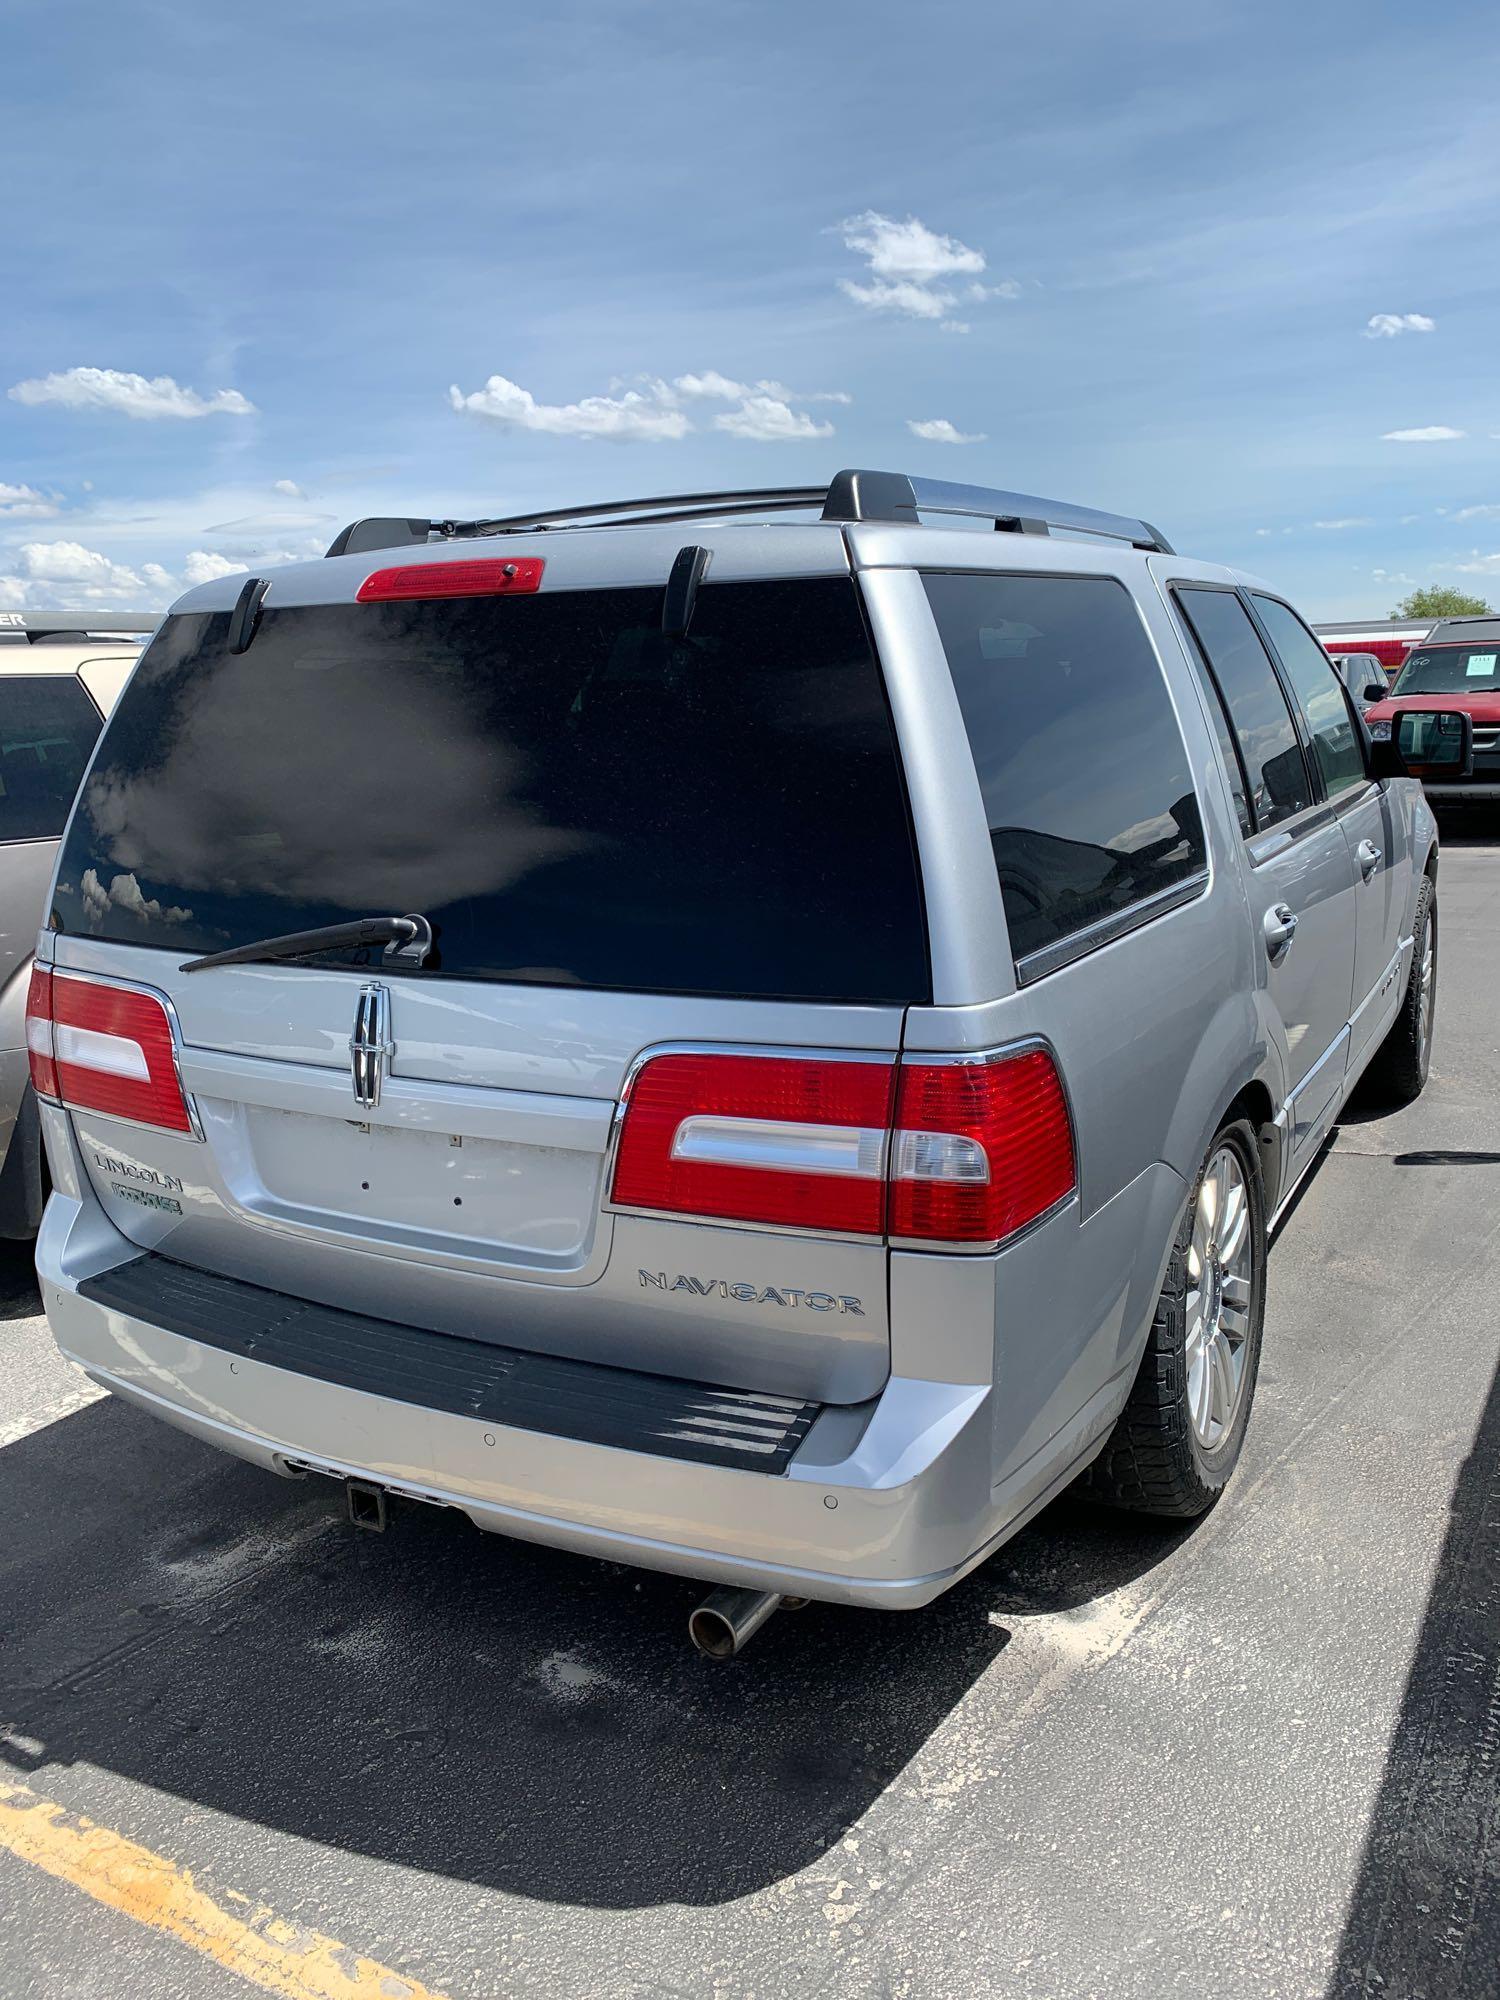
xmin=346 ymin=1480 xmax=388 ymax=1532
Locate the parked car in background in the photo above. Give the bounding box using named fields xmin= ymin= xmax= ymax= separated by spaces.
xmin=1365 ymin=615 xmax=1500 ymax=805
xmin=0 ymin=612 xmax=154 ymax=1236
xmin=1313 ymin=618 xmax=1430 ymax=681
xmin=26 ymin=474 xmax=1464 ymax=1655
xmin=1329 ymin=650 xmax=1390 ymax=709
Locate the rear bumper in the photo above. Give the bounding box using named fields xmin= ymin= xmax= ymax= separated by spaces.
xmin=35 ymin=1177 xmax=1083 ymax=1609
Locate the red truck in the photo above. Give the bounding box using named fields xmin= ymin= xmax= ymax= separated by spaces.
xmin=1363 ymin=615 xmax=1500 ymax=804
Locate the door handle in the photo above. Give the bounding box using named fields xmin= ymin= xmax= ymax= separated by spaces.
xmin=1264 ymin=903 xmax=1299 ymax=958
xmin=1356 ymin=838 xmax=1382 ymax=880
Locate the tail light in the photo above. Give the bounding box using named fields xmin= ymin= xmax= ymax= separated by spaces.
xmin=609 ymin=1045 xmax=1074 ymax=1247
xmin=25 ymin=970 xmax=194 ymax=1134
xmin=888 ymin=1052 xmax=1075 ymax=1244
xmin=610 ymin=1053 xmax=896 ymax=1235
xmin=356 ymin=557 xmax=544 ymax=602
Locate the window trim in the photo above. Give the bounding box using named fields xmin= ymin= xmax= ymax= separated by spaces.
xmin=1242 ymin=590 xmax=1374 ymax=809
xmin=920 ymin=565 xmax=1210 ymax=979
xmin=1013 ymin=869 xmax=1210 ymax=985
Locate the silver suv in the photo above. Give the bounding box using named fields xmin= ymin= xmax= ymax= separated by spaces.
xmin=31 ymin=472 xmax=1460 ymax=1654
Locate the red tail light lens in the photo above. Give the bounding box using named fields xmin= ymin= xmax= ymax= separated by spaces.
xmin=890 ymin=1050 xmax=1075 ymax=1244
xmin=26 ymin=972 xmax=194 ymax=1133
xmin=25 ymin=966 xmax=57 ymax=1099
xmin=610 ymin=1044 xmax=1075 ymax=1246
xmin=356 ymin=557 xmax=544 ymax=602
xmin=610 ymin=1053 xmax=897 ymax=1235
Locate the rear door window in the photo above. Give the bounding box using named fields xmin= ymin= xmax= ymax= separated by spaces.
xmin=1176 ymin=588 xmax=1312 ymax=831
xmin=51 ymin=578 xmax=930 ymax=1004
xmin=0 ymin=675 xmax=103 ymax=843
xmin=1251 ymin=595 xmax=1368 ymax=803
xmin=922 ymin=571 xmax=1207 ymax=973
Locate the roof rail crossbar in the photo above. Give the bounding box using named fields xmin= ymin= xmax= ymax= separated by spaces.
xmin=324 ymin=470 xmax=1172 ymax=559
xmin=325 ymin=490 xmax=827 ymax=557
xmin=821 ymin=469 xmax=1173 ymax=552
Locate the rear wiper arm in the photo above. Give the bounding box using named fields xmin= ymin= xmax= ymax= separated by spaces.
xmin=181 ymin=913 xmax=433 ymax=974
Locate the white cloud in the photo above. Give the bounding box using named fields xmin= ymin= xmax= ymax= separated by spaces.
xmin=273 ymin=478 xmax=305 ymax=498
xmin=836 ymin=211 xmax=1012 ymax=328
xmin=1310 ymin=517 xmax=1372 ymax=530
xmin=840 ymin=211 xmax=986 ymax=285
xmin=17 ymin=539 xmax=141 ymax=589
xmin=81 ymin=868 xmax=193 ymax=928
xmin=712 ymin=397 xmax=833 ymax=442
xmin=1447 ymin=552 xmax=1500 ymax=575
xmin=8 ymin=366 xmax=255 ymax=420
xmin=841 ymin=277 xmax=956 ymax=322
xmin=673 ymin=372 xmax=850 ymax=406
xmin=0 ymin=482 xmax=58 ymax=519
xmin=906 ymin=418 xmax=986 ymax=444
xmin=1453 ymin=502 xmax=1500 ymax=521
xmin=448 ymin=373 xmax=689 ymax=441
xmin=1381 ymin=426 xmax=1465 ymax=442
xmin=449 ymin=369 xmax=845 ymax=443
xmin=181 ymin=550 xmax=250 ymax=586
xmin=1363 ymin=313 xmax=1436 ymax=339
xmin=0 ymin=539 xmax=271 ymax=610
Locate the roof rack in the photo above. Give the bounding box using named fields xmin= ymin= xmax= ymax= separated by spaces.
xmin=0 ymin=610 xmax=159 ymax=644
xmin=325 ymin=469 xmax=1173 ymax=559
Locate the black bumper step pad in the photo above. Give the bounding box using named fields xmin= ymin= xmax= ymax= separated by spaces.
xmin=78 ymin=1254 xmax=820 ymax=1475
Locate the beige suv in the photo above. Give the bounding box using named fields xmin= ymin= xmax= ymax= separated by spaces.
xmin=0 ymin=612 xmax=153 ymax=1236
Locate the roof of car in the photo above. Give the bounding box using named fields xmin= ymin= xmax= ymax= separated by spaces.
xmin=1422 ymin=615 xmax=1500 ymax=645
xmin=165 ymin=470 xmax=1211 ymax=619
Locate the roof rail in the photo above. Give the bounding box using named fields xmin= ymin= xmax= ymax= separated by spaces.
xmin=0 ymin=610 xmax=159 ymax=643
xmin=324 ymin=470 xmax=1172 ymax=559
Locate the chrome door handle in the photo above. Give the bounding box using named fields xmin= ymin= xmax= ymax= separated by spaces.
xmin=1356 ymin=838 xmax=1382 ymax=880
xmin=1264 ymin=903 xmax=1299 ymax=957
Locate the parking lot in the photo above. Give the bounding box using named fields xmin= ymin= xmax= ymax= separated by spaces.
xmin=0 ymin=825 xmax=1494 ymax=2000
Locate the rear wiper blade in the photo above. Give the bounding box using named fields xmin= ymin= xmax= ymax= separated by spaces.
xmin=181 ymin=913 xmax=433 ymax=974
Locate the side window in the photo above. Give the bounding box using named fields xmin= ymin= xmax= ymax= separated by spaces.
xmin=1251 ymin=596 xmax=1368 ymax=803
xmin=0 ymin=675 xmax=102 ymax=843
xmin=922 ymin=571 xmax=1207 ymax=970
xmin=1175 ymin=589 xmax=1311 ymax=831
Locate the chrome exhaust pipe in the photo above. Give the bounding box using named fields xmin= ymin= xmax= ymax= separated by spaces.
xmin=688 ymin=1586 xmax=784 ymax=1659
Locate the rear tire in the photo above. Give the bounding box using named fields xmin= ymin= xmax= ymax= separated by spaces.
xmin=1084 ymin=1118 xmax=1267 ymax=1519
xmin=1362 ymin=877 xmax=1436 ymax=1107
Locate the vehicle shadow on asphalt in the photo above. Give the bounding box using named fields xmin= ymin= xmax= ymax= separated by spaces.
xmin=0 ymin=1303 xmax=1189 ymax=1908
xmin=1327 ymin=1343 xmax=1500 ymax=1997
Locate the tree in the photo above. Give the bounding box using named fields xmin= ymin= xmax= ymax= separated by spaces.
xmin=1392 ymin=585 xmax=1493 ymax=619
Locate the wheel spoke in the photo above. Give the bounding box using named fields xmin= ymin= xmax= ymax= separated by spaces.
xmin=1222 ymin=1271 xmax=1251 ymax=1307
xmin=1219 ymin=1301 xmax=1249 ymax=1339
xmin=1194 ymin=1349 xmax=1214 ymax=1433
xmin=1210 ymin=1333 xmax=1236 ymax=1430
xmin=1219 ymin=1190 xmax=1249 ymax=1268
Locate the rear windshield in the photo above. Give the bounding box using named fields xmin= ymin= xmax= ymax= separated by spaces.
xmin=1391 ymin=645 xmax=1500 ymax=696
xmin=50 ymin=577 xmax=930 ymax=1003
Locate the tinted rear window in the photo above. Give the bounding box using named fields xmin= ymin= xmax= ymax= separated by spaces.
xmin=922 ymin=571 xmax=1206 ymax=968
xmin=0 ymin=675 xmax=102 ymax=843
xmin=51 ymin=578 xmax=930 ymax=1003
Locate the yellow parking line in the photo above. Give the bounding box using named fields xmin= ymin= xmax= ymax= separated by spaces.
xmin=0 ymin=1780 xmax=451 ymax=2000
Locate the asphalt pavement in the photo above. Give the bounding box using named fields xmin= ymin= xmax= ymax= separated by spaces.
xmin=2 ymin=826 xmax=1497 ymax=2000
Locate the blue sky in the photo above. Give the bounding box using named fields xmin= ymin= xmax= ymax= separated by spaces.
xmin=3 ymin=0 xmax=1499 ymax=617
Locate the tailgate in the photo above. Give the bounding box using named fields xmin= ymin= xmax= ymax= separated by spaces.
xmin=41 ymin=560 xmax=929 ymax=1403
